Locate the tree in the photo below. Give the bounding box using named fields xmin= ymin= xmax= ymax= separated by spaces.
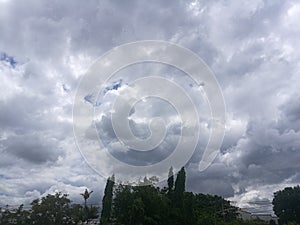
xmin=112 ymin=182 xmax=169 ymax=225
xmin=0 ymin=205 xmax=18 ymax=225
xmin=167 ymin=166 xmax=174 ymax=193
xmin=30 ymin=192 xmax=73 ymax=225
xmin=70 ymin=203 xmax=98 ymax=223
xmin=14 ymin=204 xmax=31 ymax=225
xmin=80 ymin=188 xmax=93 ymax=209
xmin=272 ymin=186 xmax=300 ymax=224
xmin=100 ymin=175 xmax=115 ymax=225
xmin=0 ymin=167 xmax=256 ymax=225
xmin=174 ymin=167 xmax=186 ymax=208
xmin=112 ymin=184 xmax=134 ymax=225
xmin=70 ymin=204 xmax=85 ymax=223
xmin=129 ymin=197 xmax=145 ymax=225
xmin=80 ymin=188 xmax=94 ymax=222
xmin=174 ymin=167 xmax=186 ymax=194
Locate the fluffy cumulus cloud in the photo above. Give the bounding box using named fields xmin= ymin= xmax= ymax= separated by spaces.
xmin=0 ymin=0 xmax=300 ymax=213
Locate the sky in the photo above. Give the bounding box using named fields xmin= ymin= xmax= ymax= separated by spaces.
xmin=0 ymin=0 xmax=300 ymax=214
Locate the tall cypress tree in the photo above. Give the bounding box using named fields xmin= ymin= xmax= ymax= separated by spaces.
xmin=174 ymin=167 xmax=186 ymax=193
xmin=100 ymin=175 xmax=115 ymax=225
xmin=167 ymin=166 xmax=174 ymax=192
xmin=174 ymin=167 xmax=186 ymax=207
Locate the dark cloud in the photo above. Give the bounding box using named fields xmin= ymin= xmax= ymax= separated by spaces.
xmin=278 ymin=95 xmax=300 ymax=132
xmin=3 ymin=134 xmax=61 ymax=164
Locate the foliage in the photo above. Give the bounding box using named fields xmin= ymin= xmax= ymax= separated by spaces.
xmin=80 ymin=188 xmax=93 ymax=208
xmin=109 ymin=167 xmax=240 ymax=225
xmin=272 ymin=186 xmax=300 ymax=224
xmin=174 ymin=167 xmax=186 ymax=194
xmin=112 ymin=184 xmax=169 ymax=225
xmin=30 ymin=192 xmax=73 ymax=225
xmin=0 ymin=192 xmax=98 ymax=225
xmin=167 ymin=166 xmax=174 ymax=192
xmin=0 ymin=204 xmax=31 ymax=225
xmin=100 ymin=175 xmax=115 ymax=225
xmin=174 ymin=166 xmax=186 ymax=209
xmin=283 ymin=222 xmax=300 ymax=225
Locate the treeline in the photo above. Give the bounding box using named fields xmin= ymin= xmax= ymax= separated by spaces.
xmin=0 ymin=192 xmax=98 ymax=225
xmin=2 ymin=167 xmax=298 ymax=225
xmin=100 ymin=167 xmax=268 ymax=225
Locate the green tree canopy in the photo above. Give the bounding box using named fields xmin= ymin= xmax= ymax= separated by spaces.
xmin=272 ymin=186 xmax=300 ymax=224
xmin=30 ymin=192 xmax=73 ymax=225
xmin=0 ymin=192 xmax=98 ymax=225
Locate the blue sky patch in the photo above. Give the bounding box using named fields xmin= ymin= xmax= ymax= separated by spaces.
xmin=0 ymin=52 xmax=17 ymax=68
